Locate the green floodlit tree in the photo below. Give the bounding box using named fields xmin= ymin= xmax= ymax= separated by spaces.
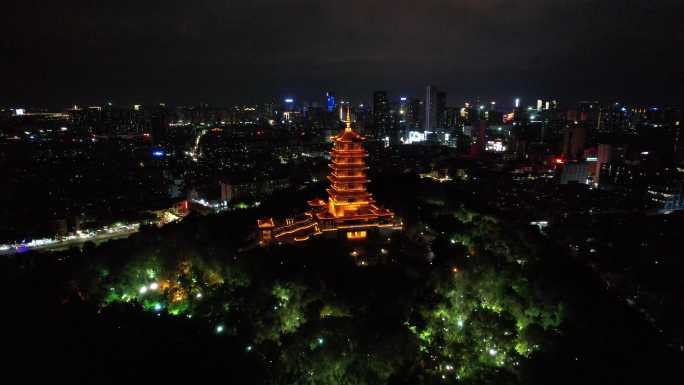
xmin=250 ymin=282 xmax=309 ymax=343
xmin=80 ymin=192 xmax=564 ymax=385
xmin=9 ymin=175 xmax=681 ymax=385
xmin=407 ymin=265 xmax=563 ymax=382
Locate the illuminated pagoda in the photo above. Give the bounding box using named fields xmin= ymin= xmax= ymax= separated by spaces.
xmin=257 ymin=108 xmax=401 ymax=244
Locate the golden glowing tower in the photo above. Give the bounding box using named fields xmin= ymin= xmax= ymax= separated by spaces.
xmin=326 ymin=109 xmax=373 ymax=218
xmin=258 ymin=107 xmax=399 ymax=244
xmin=309 ymin=108 xmax=397 ymax=239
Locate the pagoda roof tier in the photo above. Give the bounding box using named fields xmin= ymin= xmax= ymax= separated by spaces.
xmin=325 ymin=187 xmax=374 ymax=198
xmin=328 ymin=163 xmax=368 ymax=171
xmin=328 ymin=163 xmax=369 ymax=171
xmin=330 ymin=159 xmax=367 ymax=166
xmin=332 ymin=130 xmax=366 ymax=143
xmin=327 ymin=175 xmax=370 ymax=184
xmin=325 ymin=222 xmax=401 ymax=232
xmin=329 ymin=185 xmax=370 ymax=192
xmin=327 ymin=195 xmax=373 ymax=203
xmin=330 ymin=172 xmax=369 ymax=179
xmin=330 ymin=149 xmax=368 ymax=156
xmin=314 ymin=211 xmax=380 ymax=221
xmin=328 ymin=163 xmax=368 ymax=173
xmin=327 ymin=190 xmax=373 ymax=198
xmin=327 ymin=185 xmax=372 ymax=194
xmin=307 ymin=198 xmax=326 ymax=207
xmin=330 ymin=148 xmax=368 ymax=157
xmin=331 ymin=146 xmax=367 ymax=151
xmin=314 ymin=212 xmax=335 ymax=220
xmin=333 ymin=213 xmax=381 ymax=220
xmin=327 ymin=190 xmax=373 ymax=201
xmin=329 ymin=183 xmax=370 ymax=189
xmin=369 ymin=208 xmax=395 ymax=217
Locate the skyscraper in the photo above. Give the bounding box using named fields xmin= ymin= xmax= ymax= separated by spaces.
xmin=399 ymin=96 xmax=409 ymax=123
xmin=372 ymin=91 xmax=390 ymax=137
xmin=407 ymin=97 xmax=422 ymax=129
xmin=424 ymin=85 xmax=438 ymax=131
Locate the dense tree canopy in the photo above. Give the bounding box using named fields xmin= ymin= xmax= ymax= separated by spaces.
xmin=4 ymin=176 xmax=680 ymax=384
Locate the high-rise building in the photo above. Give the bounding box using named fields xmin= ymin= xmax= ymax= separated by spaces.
xmin=407 ymin=97 xmax=422 ymax=129
xmin=672 ymin=115 xmax=684 ymax=163
xmin=372 ymin=91 xmax=390 ymax=137
xmin=563 ymin=122 xmax=587 ymax=160
xmin=338 ymin=100 xmax=349 ymax=122
xmin=470 ymin=118 xmax=488 ymax=157
xmin=326 ymin=92 xmax=336 ymax=113
xmin=219 ymin=181 xmax=233 ymax=202
xmin=597 ymin=103 xmax=630 ymax=135
xmin=283 ymin=97 xmax=295 ymax=112
xmin=577 ymin=101 xmax=600 ymax=128
xmin=151 ymin=104 xmax=169 ymax=146
xmin=595 ymin=143 xmax=613 ymax=183
xmin=424 ymin=85 xmax=437 ymax=131
xmin=398 ymin=96 xmax=408 ymax=123
xmin=436 ymin=91 xmax=447 ymax=128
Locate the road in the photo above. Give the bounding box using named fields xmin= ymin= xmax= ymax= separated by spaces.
xmin=0 ymin=225 xmax=140 ymax=256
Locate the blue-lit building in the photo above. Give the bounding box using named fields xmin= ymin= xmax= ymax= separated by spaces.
xmin=326 ymin=92 xmax=335 ymax=113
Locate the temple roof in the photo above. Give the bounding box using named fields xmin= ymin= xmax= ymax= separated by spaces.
xmin=330 ymin=149 xmax=368 ymax=156
xmin=257 ymin=218 xmax=275 ymax=228
xmin=307 ymin=198 xmax=326 ymax=207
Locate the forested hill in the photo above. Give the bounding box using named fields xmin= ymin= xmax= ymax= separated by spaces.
xmin=4 ymin=177 xmax=681 ymax=384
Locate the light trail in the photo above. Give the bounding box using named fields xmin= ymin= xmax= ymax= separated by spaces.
xmin=186 ymin=128 xmax=208 ymax=162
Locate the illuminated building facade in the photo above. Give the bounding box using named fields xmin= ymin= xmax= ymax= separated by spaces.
xmin=372 ymin=90 xmax=391 ymax=138
xmin=257 ymin=109 xmax=401 ymax=244
xmin=326 ymin=92 xmax=336 ymax=113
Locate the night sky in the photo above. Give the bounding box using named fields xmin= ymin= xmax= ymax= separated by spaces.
xmin=2 ymin=0 xmax=683 ymax=107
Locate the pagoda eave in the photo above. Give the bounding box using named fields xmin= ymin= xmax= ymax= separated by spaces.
xmin=326 ymin=186 xmax=373 ymax=194
xmin=327 ymin=176 xmax=370 ymax=184
xmin=330 ymin=150 xmax=368 ymax=157
xmin=330 ymin=173 xmax=369 ymax=180
xmin=328 ymin=163 xmax=369 ymax=170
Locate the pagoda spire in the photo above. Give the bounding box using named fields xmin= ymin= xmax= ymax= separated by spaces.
xmin=345 ymin=107 xmax=352 ymax=132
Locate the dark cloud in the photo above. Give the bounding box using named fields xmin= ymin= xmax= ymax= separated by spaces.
xmin=1 ymin=0 xmax=682 ymax=107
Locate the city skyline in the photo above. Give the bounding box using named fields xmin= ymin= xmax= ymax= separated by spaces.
xmin=4 ymin=93 xmax=682 ymax=113
xmin=2 ymin=1 xmax=683 ymax=107
xmin=3 ymin=2 xmax=684 ymax=384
